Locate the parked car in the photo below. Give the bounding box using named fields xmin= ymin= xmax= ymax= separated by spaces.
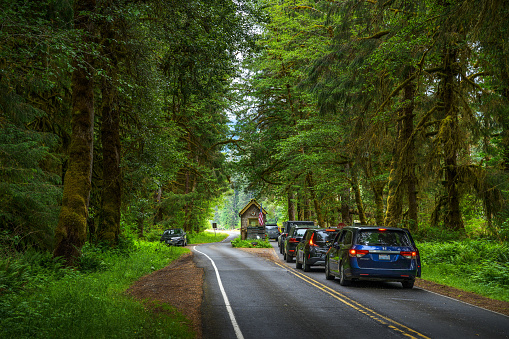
xmin=265 ymin=224 xmax=280 ymax=241
xmin=279 ymin=220 xmax=315 ymax=254
xmin=295 ymin=228 xmax=340 ymax=271
xmin=284 ymin=224 xmax=319 ymax=262
xmin=160 ymin=228 xmax=187 ymax=247
xmin=325 ymin=226 xmax=421 ymax=288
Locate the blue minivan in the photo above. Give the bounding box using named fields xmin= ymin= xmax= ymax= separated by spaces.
xmin=325 ymin=226 xmax=421 ymax=288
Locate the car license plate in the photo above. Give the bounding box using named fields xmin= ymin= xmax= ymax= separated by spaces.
xmin=379 ymin=254 xmax=390 ymax=260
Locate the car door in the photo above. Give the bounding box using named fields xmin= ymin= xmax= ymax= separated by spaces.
xmin=298 ymin=230 xmax=313 ymax=263
xmin=339 ymin=230 xmax=353 ymax=274
xmin=328 ymin=231 xmax=344 ymax=274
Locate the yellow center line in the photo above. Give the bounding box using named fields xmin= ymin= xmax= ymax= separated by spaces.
xmin=273 ymin=261 xmax=431 ymax=339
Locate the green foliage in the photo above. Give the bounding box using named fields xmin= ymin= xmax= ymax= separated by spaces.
xmin=418 ymin=239 xmax=509 ymax=301
xmin=0 ymin=240 xmax=194 ymax=338
xmin=231 ymin=237 xmax=272 ymax=248
xmin=186 ymin=231 xmax=228 ymax=244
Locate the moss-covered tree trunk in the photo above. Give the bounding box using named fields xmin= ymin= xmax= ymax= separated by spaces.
xmin=98 ymin=63 xmax=121 ymax=245
xmin=371 ymin=181 xmax=385 ymax=226
xmin=287 ymin=190 xmax=296 ymax=220
xmin=385 ymin=69 xmax=417 ymax=229
xmin=306 ymin=172 xmax=324 ymax=226
xmin=349 ymin=163 xmax=366 ymax=225
xmin=53 ymin=0 xmax=96 ymax=265
xmin=362 ymin=154 xmax=386 ymax=225
xmin=403 ymin=73 xmax=418 ymax=231
xmin=384 ymin=137 xmax=403 ymax=227
xmin=440 ymin=41 xmax=464 ymax=232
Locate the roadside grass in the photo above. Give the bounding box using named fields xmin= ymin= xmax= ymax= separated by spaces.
xmin=0 ymin=240 xmax=194 ymax=339
xmin=417 ymin=239 xmax=509 ymax=302
xmin=188 ymin=231 xmax=228 ymax=244
xmin=231 ymin=237 xmax=272 ymax=248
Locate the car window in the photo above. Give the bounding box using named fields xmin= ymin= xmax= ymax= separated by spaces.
xmin=333 ymin=231 xmax=343 ymax=243
xmin=294 ymin=228 xmax=308 ymax=237
xmin=341 ymin=230 xmax=353 ymax=245
xmin=356 ymin=230 xmax=411 ymax=246
xmin=315 ymin=230 xmax=338 ymax=242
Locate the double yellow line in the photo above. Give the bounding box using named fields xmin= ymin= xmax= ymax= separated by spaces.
xmin=273 ymin=261 xmax=431 ymax=339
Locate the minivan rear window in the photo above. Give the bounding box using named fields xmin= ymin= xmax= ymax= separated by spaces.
xmin=356 ymin=230 xmax=411 ymax=247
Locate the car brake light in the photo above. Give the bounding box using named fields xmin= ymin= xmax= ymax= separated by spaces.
xmin=378 ymin=228 xmax=386 ymax=231
xmin=349 ymin=249 xmax=369 ymax=257
xmin=309 ymin=233 xmax=317 ymax=247
xmin=400 ymin=251 xmax=417 ymax=259
xmin=289 ymin=238 xmax=299 ymax=243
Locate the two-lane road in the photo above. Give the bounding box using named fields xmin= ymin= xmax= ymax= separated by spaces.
xmin=192 ymin=233 xmax=509 ymax=339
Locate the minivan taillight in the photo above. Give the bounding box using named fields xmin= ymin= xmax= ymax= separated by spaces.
xmin=289 ymin=238 xmax=299 ymax=243
xmin=400 ymin=251 xmax=417 ymax=259
xmin=349 ymin=249 xmax=369 ymax=257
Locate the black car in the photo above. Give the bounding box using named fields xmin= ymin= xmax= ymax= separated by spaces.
xmin=279 ymin=220 xmax=315 ymax=254
xmin=265 ymin=224 xmax=280 ymax=241
xmin=284 ymin=224 xmax=319 ymax=262
xmin=160 ymin=228 xmax=187 ymax=246
xmin=325 ymin=226 xmax=421 ymax=288
xmin=295 ymin=228 xmax=340 ymax=271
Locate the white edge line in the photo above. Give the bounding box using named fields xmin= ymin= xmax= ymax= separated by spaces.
xmin=418 ymin=288 xmax=509 ymax=318
xmin=192 ymin=246 xmax=245 ymax=339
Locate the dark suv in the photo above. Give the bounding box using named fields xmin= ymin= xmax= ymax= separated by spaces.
xmin=279 ymin=221 xmax=315 ymax=254
xmin=265 ymin=224 xmax=280 ymax=241
xmin=295 ymin=228 xmax=340 ymax=271
xmin=284 ymin=224 xmax=318 ymax=262
xmin=160 ymin=228 xmax=187 ymax=246
xmin=325 ymin=226 xmax=421 ymax=288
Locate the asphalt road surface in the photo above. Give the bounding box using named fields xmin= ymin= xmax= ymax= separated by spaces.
xmin=192 ymin=232 xmax=509 ymax=339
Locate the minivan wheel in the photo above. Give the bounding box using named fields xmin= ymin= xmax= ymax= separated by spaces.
xmin=325 ymin=260 xmax=334 ymax=280
xmin=339 ymin=262 xmax=351 ymax=286
xmin=402 ymin=280 xmax=414 ymax=289
xmin=303 ymin=255 xmax=311 ymax=272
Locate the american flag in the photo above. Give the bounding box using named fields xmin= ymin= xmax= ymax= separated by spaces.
xmin=258 ymin=204 xmax=264 ymax=226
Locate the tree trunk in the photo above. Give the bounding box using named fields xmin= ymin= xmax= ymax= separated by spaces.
xmin=402 ymin=71 xmax=418 ymax=231
xmin=341 ymin=201 xmax=352 ymax=225
xmin=287 ymin=190 xmax=295 ymax=220
xmin=97 ymin=15 xmax=121 ymax=245
xmin=349 ymin=163 xmax=366 ymax=225
xmin=306 ymin=173 xmax=324 ymax=226
xmin=53 ymin=0 xmax=96 ymax=266
xmin=371 ymin=181 xmax=385 ymax=226
xmin=440 ymin=42 xmax=464 ymax=231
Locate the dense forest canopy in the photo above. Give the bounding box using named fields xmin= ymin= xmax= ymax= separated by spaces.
xmin=0 ymin=0 xmax=508 ymax=264
xmin=232 ymin=0 xmax=509 ymax=239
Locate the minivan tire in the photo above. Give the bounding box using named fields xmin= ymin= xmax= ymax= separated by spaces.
xmin=402 ymin=280 xmax=414 ymax=289
xmin=325 ymin=260 xmax=335 ymax=280
xmin=339 ymin=262 xmax=351 ymax=286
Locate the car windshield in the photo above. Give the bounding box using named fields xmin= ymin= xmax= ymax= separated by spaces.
xmin=165 ymin=229 xmax=182 ymax=235
xmin=266 ymin=226 xmax=278 ymax=230
xmin=315 ymin=230 xmax=338 ymax=242
xmin=356 ymin=230 xmax=411 ymax=246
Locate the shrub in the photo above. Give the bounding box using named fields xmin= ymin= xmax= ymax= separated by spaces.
xmin=231 ymin=238 xmax=272 ymax=248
